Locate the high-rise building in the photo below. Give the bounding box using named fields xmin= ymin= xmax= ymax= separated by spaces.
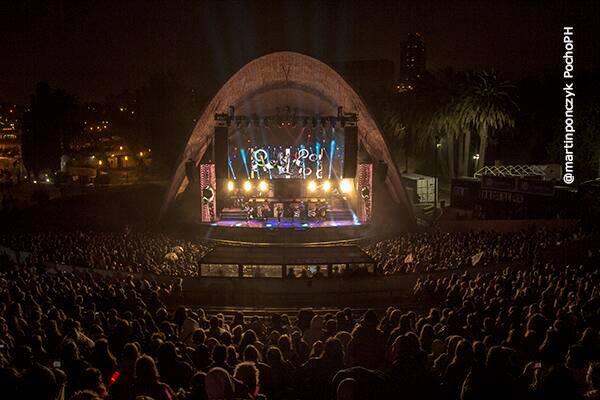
xmin=397 ymin=33 xmax=426 ymax=92
xmin=0 ymin=103 xmax=25 ymax=182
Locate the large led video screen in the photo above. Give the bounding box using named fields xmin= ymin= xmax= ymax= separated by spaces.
xmin=228 ymin=126 xmax=345 ymax=180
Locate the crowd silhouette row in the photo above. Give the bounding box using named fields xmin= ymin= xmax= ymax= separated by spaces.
xmin=0 ymin=227 xmax=598 ymax=399
xmin=0 ymin=227 xmax=590 ymax=279
xmin=0 ymin=231 xmax=211 ymax=277
xmin=365 ymin=227 xmax=587 ymax=274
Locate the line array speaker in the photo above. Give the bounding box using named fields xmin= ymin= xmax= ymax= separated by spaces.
xmin=343 ymin=126 xmax=358 ymax=178
xmin=214 ymin=126 xmax=229 ymax=179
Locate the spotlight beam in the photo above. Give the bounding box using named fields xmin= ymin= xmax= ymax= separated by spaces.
xmin=300 ymin=144 xmax=306 ymax=179
xmin=329 ymin=139 xmax=336 ymax=179
xmin=240 ymin=148 xmax=250 ymax=179
xmin=265 ymin=146 xmax=273 ymax=180
xmin=315 ymin=142 xmax=321 ymax=179
xmin=228 ymin=157 xmax=236 ymax=180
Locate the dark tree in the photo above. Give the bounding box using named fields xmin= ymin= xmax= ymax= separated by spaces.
xmin=135 ymin=72 xmax=197 ymax=175
xmin=22 ymin=82 xmax=82 ymax=177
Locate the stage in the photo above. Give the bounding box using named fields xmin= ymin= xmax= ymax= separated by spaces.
xmin=183 ymin=219 xmax=371 ymax=244
xmin=164 ymin=104 xmax=410 ymax=242
xmin=210 ymin=217 xmax=360 ymax=229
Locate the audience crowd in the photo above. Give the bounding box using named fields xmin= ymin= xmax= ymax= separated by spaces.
xmin=365 ymin=227 xmax=588 ymax=274
xmin=0 ymin=231 xmax=210 ymax=277
xmin=0 ymin=228 xmax=598 ymax=400
xmin=0 ymin=227 xmax=589 ymax=279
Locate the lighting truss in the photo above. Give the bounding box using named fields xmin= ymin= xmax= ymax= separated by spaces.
xmin=215 ymin=107 xmax=357 ymax=127
xmin=474 ymin=165 xmax=546 ymax=179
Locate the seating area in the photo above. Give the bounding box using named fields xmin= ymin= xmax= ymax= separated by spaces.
xmin=0 ymin=227 xmax=598 ymax=399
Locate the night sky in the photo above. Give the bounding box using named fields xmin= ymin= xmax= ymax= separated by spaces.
xmin=1 ymin=0 xmax=598 ymax=103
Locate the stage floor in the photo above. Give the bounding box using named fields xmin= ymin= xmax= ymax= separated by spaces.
xmin=210 ymin=217 xmax=360 ymax=229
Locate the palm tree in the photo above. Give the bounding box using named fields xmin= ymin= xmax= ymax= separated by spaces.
xmin=455 ymin=71 xmax=516 ymax=171
xmin=377 ymin=101 xmax=411 ymax=171
xmin=380 ymin=103 xmax=406 ymax=143
xmin=427 ymin=102 xmax=462 ymax=178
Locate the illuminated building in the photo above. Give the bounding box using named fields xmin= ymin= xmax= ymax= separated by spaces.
xmin=397 ymin=33 xmax=426 ymax=93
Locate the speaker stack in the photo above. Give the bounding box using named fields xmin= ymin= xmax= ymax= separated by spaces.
xmin=342 ymin=125 xmax=358 ymax=179
xmin=214 ymin=125 xmax=229 ymax=179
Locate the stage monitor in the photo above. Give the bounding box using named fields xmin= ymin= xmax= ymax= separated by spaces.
xmin=227 ymin=125 xmax=345 ymax=181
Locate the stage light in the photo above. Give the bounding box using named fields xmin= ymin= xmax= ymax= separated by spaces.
xmin=258 ymin=180 xmax=268 ymax=192
xmin=340 ymin=179 xmax=353 ymax=194
xmin=322 ymin=180 xmax=332 ymax=192
xmin=227 ymin=181 xmax=235 ymax=192
xmin=307 ymin=180 xmax=317 ymax=193
xmin=243 ymin=181 xmax=252 ymax=192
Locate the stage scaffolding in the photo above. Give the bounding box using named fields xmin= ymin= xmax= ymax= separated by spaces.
xmin=474 ymin=165 xmax=548 ymax=179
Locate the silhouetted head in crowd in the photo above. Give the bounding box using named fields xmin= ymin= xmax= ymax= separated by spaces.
xmin=205 ymin=367 xmax=235 ymax=400
xmin=135 ymin=355 xmax=160 ymax=386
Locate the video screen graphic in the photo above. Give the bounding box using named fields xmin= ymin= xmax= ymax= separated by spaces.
xmin=228 ymin=127 xmax=345 ymax=180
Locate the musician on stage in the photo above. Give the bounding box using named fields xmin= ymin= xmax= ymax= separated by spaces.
xmin=263 ymin=199 xmax=271 ymax=220
xmin=244 ymin=202 xmax=253 ymax=223
xmin=299 ymin=200 xmax=306 ymax=221
xmin=318 ymin=201 xmax=328 ymax=221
